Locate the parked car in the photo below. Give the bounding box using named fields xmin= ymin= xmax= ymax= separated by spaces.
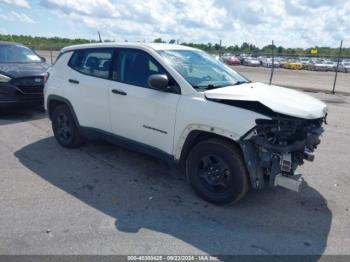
xmin=211 ymin=54 xmax=220 ymax=61
xmin=298 ymin=58 xmax=311 ymax=68
xmin=243 ymin=58 xmax=260 ymax=67
xmin=276 ymin=57 xmax=287 ymax=68
xmin=283 ymin=60 xmax=303 ymax=70
xmin=0 ymin=41 xmax=49 ymax=108
xmin=257 ymin=56 xmax=266 ymax=65
xmin=262 ymin=58 xmax=280 ymax=68
xmin=340 ymin=61 xmax=350 ymax=73
xmin=239 ymin=54 xmax=251 ymax=63
xmin=223 ymin=55 xmax=241 ymax=65
xmin=45 ymin=43 xmax=327 ymax=204
xmin=306 ymin=60 xmax=336 ymax=71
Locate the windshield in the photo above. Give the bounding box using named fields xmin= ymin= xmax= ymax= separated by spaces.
xmin=158 ymin=49 xmax=250 ymax=90
xmin=0 ymin=45 xmax=42 ymax=63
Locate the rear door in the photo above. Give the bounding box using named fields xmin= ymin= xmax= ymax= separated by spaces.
xmin=108 ymin=48 xmax=181 ymax=155
xmin=66 ymin=48 xmax=114 ymax=132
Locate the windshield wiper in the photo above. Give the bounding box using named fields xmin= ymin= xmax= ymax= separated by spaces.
xmin=193 ymin=84 xmax=230 ymax=90
xmin=194 ymin=81 xmax=251 ymax=90
xmin=233 ymin=80 xmax=251 ymax=86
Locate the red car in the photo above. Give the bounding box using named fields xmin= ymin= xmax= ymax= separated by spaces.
xmin=223 ymin=56 xmax=241 ymax=65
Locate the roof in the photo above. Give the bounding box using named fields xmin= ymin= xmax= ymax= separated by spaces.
xmin=61 ymin=42 xmax=198 ymax=52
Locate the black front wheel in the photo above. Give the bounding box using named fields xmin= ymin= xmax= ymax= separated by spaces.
xmin=186 ymin=139 xmax=249 ymax=205
xmin=52 ymin=105 xmax=83 ymax=148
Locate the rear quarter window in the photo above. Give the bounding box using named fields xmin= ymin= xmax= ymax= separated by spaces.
xmin=68 ymin=48 xmax=114 ymax=79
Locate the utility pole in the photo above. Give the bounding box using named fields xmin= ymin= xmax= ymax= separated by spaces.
xmin=269 ymin=40 xmax=275 ymax=85
xmin=332 ymin=40 xmax=343 ymax=94
xmin=98 ymin=31 xmax=102 ymax=43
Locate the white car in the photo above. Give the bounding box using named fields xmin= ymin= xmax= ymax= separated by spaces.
xmin=44 ymin=43 xmax=327 ymax=204
xmin=243 ymin=58 xmax=260 ymax=67
xmin=340 ymin=61 xmax=350 ymax=73
xmin=262 ymin=58 xmax=280 ymax=68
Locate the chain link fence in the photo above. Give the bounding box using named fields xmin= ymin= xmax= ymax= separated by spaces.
xmin=31 ymin=46 xmax=61 ymax=64
xmin=220 ymin=40 xmax=349 ymax=94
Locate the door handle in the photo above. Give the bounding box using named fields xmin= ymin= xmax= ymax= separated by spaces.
xmin=68 ymin=79 xmax=79 ymax=84
xmin=112 ymin=89 xmax=127 ymax=96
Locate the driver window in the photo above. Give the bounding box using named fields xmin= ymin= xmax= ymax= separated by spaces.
xmin=117 ymin=49 xmax=165 ymax=88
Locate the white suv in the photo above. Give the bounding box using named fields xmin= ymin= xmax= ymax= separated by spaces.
xmin=44 ymin=43 xmax=327 ymax=204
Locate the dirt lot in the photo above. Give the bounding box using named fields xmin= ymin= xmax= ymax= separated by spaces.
xmin=0 ymin=92 xmax=349 ymax=257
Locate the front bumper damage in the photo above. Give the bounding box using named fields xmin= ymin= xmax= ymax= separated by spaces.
xmin=240 ymin=116 xmax=325 ymax=192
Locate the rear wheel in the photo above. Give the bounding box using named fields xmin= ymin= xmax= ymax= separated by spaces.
xmin=186 ymin=138 xmax=249 ymax=205
xmin=52 ymin=104 xmax=83 ymax=148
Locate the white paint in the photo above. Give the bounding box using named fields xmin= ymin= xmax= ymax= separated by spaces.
xmin=205 ymin=82 xmax=328 ymax=119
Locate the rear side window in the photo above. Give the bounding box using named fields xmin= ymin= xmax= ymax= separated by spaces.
xmin=68 ymin=48 xmax=114 ymax=79
xmin=117 ymin=49 xmax=165 ymax=87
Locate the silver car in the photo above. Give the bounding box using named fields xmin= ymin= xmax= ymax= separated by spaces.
xmin=262 ymin=58 xmax=280 ymax=68
xmin=243 ymin=58 xmax=260 ymax=67
xmin=306 ymin=60 xmax=336 ymax=71
xmin=340 ymin=61 xmax=350 ymax=73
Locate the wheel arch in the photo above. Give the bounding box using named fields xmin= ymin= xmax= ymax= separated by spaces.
xmin=176 ymin=126 xmax=243 ymax=167
xmin=47 ymin=95 xmax=80 ymax=126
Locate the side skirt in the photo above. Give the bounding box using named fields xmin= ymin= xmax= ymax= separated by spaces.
xmin=80 ymin=126 xmax=178 ymax=167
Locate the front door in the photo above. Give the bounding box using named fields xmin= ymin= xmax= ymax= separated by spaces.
xmin=109 ymin=48 xmax=180 ymax=155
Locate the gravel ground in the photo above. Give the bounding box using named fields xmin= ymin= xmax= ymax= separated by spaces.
xmin=0 ymin=92 xmax=349 ymax=258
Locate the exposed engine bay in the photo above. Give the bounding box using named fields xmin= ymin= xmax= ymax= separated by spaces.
xmin=205 ymin=87 xmax=328 ymax=192
xmin=240 ymin=115 xmax=326 ymax=190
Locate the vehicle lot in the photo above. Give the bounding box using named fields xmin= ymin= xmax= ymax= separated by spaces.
xmin=233 ymin=66 xmax=350 ymax=94
xmin=0 ymin=92 xmax=349 ymax=256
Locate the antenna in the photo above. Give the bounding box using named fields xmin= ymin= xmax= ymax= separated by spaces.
xmin=98 ymin=31 xmax=102 ymax=43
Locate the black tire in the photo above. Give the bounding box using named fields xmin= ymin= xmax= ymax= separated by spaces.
xmin=186 ymin=138 xmax=249 ymax=205
xmin=52 ymin=104 xmax=83 ymax=148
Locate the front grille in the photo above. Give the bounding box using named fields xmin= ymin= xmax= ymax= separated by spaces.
xmin=12 ymin=77 xmax=44 ymax=95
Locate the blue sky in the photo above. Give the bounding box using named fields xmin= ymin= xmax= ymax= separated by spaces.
xmin=0 ymin=0 xmax=349 ymax=48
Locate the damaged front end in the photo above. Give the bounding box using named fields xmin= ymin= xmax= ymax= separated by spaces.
xmin=240 ymin=116 xmax=326 ymax=192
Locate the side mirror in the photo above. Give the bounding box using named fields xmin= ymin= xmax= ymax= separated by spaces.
xmin=148 ymin=74 xmax=169 ymax=91
xmin=40 ymin=56 xmax=46 ymax=62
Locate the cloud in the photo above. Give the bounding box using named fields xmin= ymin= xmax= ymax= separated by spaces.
xmin=0 ymin=11 xmax=35 ymax=23
xmin=0 ymin=0 xmax=30 ymax=8
xmin=39 ymin=0 xmax=348 ymax=48
xmin=296 ymin=0 xmax=343 ymax=9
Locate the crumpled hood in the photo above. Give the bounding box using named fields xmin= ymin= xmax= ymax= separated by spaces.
xmin=204 ymin=82 xmax=327 ymax=119
xmin=0 ymin=62 xmax=50 ymax=78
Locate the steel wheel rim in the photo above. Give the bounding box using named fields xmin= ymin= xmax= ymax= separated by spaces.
xmin=197 ymin=154 xmax=232 ymax=193
xmin=56 ymin=113 xmax=72 ymax=142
